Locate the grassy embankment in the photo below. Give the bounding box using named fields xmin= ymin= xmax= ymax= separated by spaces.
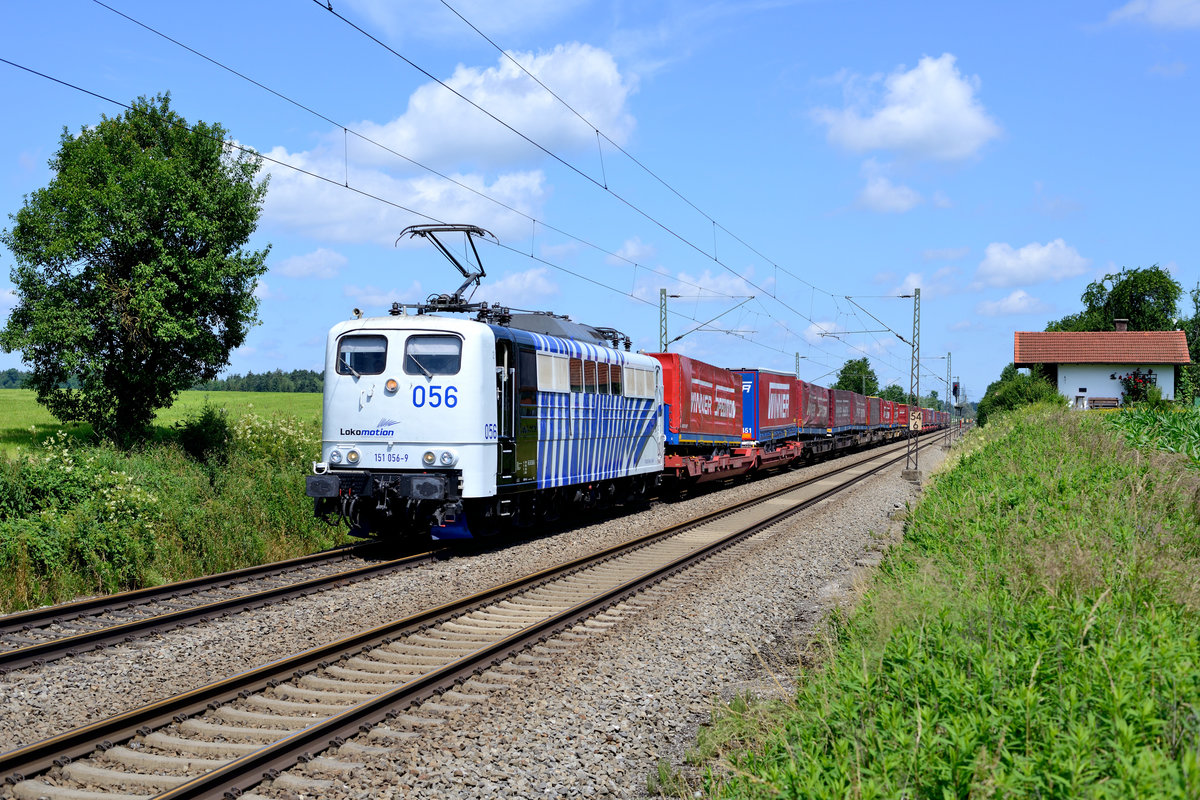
xmin=0 ymin=389 xmax=346 ymax=614
xmin=663 ymin=405 xmax=1200 ymax=798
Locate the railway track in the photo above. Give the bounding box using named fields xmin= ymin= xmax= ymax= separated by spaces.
xmin=0 ymin=436 xmax=937 ymax=800
xmin=0 ymin=542 xmax=440 ymax=673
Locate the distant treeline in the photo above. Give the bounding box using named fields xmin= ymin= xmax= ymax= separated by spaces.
xmin=192 ymin=369 xmax=323 ymax=393
xmin=1 ymin=369 xmax=31 ymax=389
xmin=0 ymin=368 xmax=323 ymax=393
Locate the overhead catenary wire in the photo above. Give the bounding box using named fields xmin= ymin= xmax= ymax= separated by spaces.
xmin=13 ymin=3 xmax=913 ymax=378
xmin=434 ymin=0 xmax=839 ymax=302
xmin=88 ymin=0 xmax=860 ymax=371
xmin=84 ymin=0 xmax=743 ymax=307
xmin=433 ymin=0 xmax=926 ymax=375
xmin=306 ymin=1 xmax=860 ymax=349
xmin=0 ymin=56 xmax=820 ymax=364
xmin=93 ymin=0 xmax=908 ymax=376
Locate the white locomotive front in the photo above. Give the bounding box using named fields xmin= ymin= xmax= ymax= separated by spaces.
xmin=306 ymin=309 xmax=665 ymax=539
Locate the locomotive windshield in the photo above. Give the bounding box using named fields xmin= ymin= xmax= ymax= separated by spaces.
xmin=404 ymin=335 xmax=462 ymax=376
xmin=336 ymin=335 xmax=387 ymax=376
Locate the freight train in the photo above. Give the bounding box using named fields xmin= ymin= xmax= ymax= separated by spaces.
xmin=305 ymin=225 xmax=948 ymax=540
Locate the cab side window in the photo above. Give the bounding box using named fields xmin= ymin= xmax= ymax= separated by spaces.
xmin=336 ymin=335 xmax=387 ymax=375
xmin=404 ymin=335 xmax=462 ymax=376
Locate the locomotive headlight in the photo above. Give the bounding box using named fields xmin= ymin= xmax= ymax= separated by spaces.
xmin=422 ymin=450 xmax=436 ymax=466
xmin=329 ymin=450 xmax=343 ymax=464
xmin=346 ymin=449 xmax=361 ymax=465
xmin=385 ymin=378 xmax=398 ymax=393
xmin=439 ymin=450 xmax=455 ymax=466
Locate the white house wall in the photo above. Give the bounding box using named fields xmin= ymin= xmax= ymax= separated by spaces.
xmin=1055 ymin=364 xmax=1176 ymax=408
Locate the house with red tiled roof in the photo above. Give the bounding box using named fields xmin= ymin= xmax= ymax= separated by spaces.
xmin=1013 ymin=321 xmax=1191 ymax=408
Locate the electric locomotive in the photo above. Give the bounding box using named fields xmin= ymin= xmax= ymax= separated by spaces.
xmin=305 ymin=225 xmax=664 ymax=539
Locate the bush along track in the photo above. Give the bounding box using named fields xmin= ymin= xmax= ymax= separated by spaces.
xmin=0 ymin=408 xmax=347 ymax=614
xmin=675 ymin=406 xmax=1200 ymax=799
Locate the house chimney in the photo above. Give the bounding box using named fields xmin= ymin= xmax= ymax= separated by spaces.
xmin=1114 ymin=318 xmax=1129 ymax=332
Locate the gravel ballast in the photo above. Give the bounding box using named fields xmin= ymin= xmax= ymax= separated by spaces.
xmin=0 ymin=438 xmax=950 ymax=798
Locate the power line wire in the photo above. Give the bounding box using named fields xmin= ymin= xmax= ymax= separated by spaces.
xmin=97 ymin=0 xmax=905 ymax=375
xmin=11 ymin=3 xmax=912 ymax=378
xmin=0 ymin=56 xmax=808 ymax=363
xmin=85 ymin=0 xmax=755 ymax=306
xmin=434 ymin=0 xmax=839 ymax=302
xmin=308 ymin=0 xmax=853 ymax=347
xmin=87 ymin=0 xmax=864 ymax=369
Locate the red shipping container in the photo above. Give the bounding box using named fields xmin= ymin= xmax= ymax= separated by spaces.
xmin=798 ymin=381 xmax=829 ymax=429
xmin=895 ymin=403 xmax=910 ymax=428
xmin=650 ymin=353 xmax=742 ymax=441
xmin=830 ymin=389 xmax=854 ymax=429
xmin=881 ymin=399 xmax=894 ymax=427
xmin=867 ymin=396 xmax=881 ymax=428
xmin=852 ymin=393 xmax=867 ymax=426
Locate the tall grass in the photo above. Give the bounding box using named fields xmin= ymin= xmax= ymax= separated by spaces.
xmin=684 ymin=406 xmax=1200 ymax=799
xmin=0 ymin=406 xmax=346 ymax=613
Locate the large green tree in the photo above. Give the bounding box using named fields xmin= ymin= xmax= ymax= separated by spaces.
xmin=1045 ymin=265 xmax=1182 ymax=332
xmin=833 ymin=357 xmax=879 ymax=396
xmin=0 ymin=94 xmax=269 ymax=443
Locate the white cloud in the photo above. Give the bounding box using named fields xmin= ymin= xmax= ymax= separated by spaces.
xmin=634 ymin=268 xmax=763 ymax=303
xmin=802 ymin=320 xmax=845 ymax=345
xmin=343 ymin=281 xmax=425 ymax=311
xmin=923 ymin=247 xmax=969 ymax=261
xmin=1109 ymin=0 xmax=1200 ymax=28
xmin=607 ymin=236 xmax=657 ymax=266
xmin=258 ymin=42 xmax=634 ymax=245
xmin=342 ymin=0 xmax=589 ymax=40
xmin=891 ymin=272 xmax=924 ymax=298
xmin=253 ymin=281 xmax=272 ymax=300
xmin=1149 ymin=60 xmax=1188 ymax=77
xmin=975 ymin=239 xmax=1090 ymax=288
xmin=261 ymin=149 xmax=546 ymax=245
xmin=276 ymin=248 xmax=349 ymax=279
xmin=1 ymin=289 xmax=16 ymax=311
xmin=976 ymin=289 xmax=1051 ymax=316
xmin=477 ymin=267 xmax=559 ymax=306
xmin=539 ymin=240 xmax=581 ymax=261
xmin=352 ymin=43 xmax=635 ymax=169
xmin=813 ymin=53 xmax=1001 ymax=161
xmin=889 ymin=265 xmax=959 ymax=299
xmin=858 ymin=174 xmax=922 ymax=213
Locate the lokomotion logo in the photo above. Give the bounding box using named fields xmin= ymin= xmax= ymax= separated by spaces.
xmin=340 ymin=418 xmax=398 ymax=436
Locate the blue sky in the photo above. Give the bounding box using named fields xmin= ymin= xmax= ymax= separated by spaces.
xmin=2 ymin=0 xmax=1198 ymax=404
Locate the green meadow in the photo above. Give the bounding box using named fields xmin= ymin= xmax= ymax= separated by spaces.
xmin=0 ymin=389 xmax=321 ymax=456
xmin=0 ymin=389 xmax=342 ymax=613
xmin=661 ymin=406 xmax=1200 ymax=799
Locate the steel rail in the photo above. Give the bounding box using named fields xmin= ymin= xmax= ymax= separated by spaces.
xmin=0 ymin=542 xmax=373 ymax=634
xmin=0 ymin=431 xmax=928 ymax=673
xmin=1 ymin=436 xmax=936 ymax=792
xmin=0 ymin=548 xmax=440 ymax=673
xmin=159 ymin=437 xmax=935 ymax=799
